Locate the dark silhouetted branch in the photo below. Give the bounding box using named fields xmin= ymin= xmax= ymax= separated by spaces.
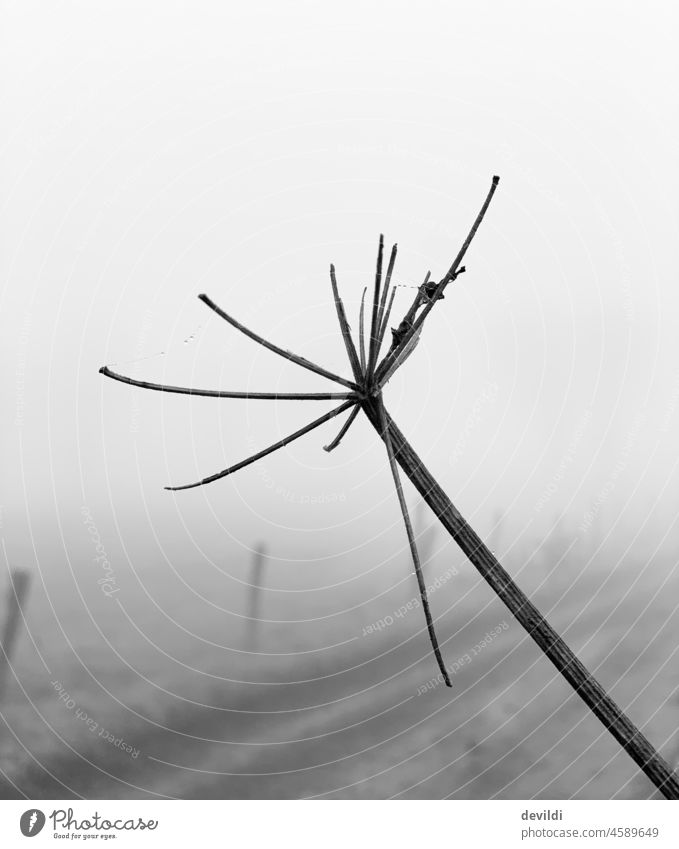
xmin=358 ymin=287 xmax=368 ymax=375
xmin=323 ymin=404 xmax=361 ymax=452
xmin=377 ymin=287 xmax=397 ymax=356
xmin=361 ymin=397 xmax=679 ymax=800
xmin=165 ymin=399 xmax=355 ymax=491
xmin=99 ymin=366 xmax=355 ymax=401
xmin=198 ymin=294 xmax=358 ymax=391
xmin=329 ymin=264 xmax=363 ymax=384
xmin=366 ymin=235 xmax=384 ymax=381
xmin=376 ymin=176 xmax=499 ymax=383
xmin=374 ymin=243 xmax=397 ymax=362
xmin=376 ymin=395 xmax=451 ymax=686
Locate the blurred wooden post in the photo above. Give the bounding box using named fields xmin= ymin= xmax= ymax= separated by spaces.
xmin=247 ymin=544 xmax=266 ymax=650
xmin=0 ymin=569 xmax=32 ymax=703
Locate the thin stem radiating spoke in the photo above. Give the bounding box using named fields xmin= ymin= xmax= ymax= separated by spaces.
xmin=376 ymin=395 xmax=451 ymax=686
xmin=374 ymin=243 xmax=397 ymax=360
xmin=323 ymin=404 xmax=361 ymax=452
xmin=376 ymin=176 xmax=499 ymax=383
xmin=329 ymin=264 xmax=363 ymax=383
xmin=366 ymin=235 xmax=384 ymax=381
xmin=358 ymin=287 xmax=367 ymax=375
xmin=379 ymin=324 xmax=422 ymax=387
xmin=99 ymin=366 xmax=356 ymax=401
xmin=199 ymin=294 xmax=358 ymax=391
xmin=165 ymin=399 xmax=355 ymax=491
xmin=376 ymin=287 xmax=396 ymax=357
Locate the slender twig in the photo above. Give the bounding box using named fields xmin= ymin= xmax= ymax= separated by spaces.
xmin=376 ymin=176 xmax=499 ymax=383
xmin=380 ymin=324 xmax=423 ymax=386
xmin=358 ymin=287 xmax=367 ymax=375
xmin=198 ymin=294 xmax=358 ymax=391
xmin=166 ymin=399 xmax=355 ymax=490
xmin=375 ymin=395 xmax=451 ymax=686
xmin=329 ymin=265 xmax=363 ymax=384
xmin=366 ymin=235 xmax=384 ymax=381
xmin=323 ymin=404 xmax=361 ymax=452
xmin=362 ymin=399 xmax=679 ymax=799
xmin=377 ymin=287 xmax=396 ymax=355
xmin=374 ymin=243 xmax=397 ymax=358
xmin=99 ymin=366 xmax=356 ymax=401
xmin=386 ymin=271 xmax=430 ymax=357
xmin=415 ymin=501 xmax=438 ymax=576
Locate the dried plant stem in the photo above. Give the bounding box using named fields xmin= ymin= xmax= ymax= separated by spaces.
xmin=380 ymin=325 xmax=423 ymax=387
xmin=377 ymin=288 xmax=396 ymax=355
xmin=375 ymin=244 xmax=397 ymax=351
xmin=363 ymin=398 xmax=679 ymax=799
xmin=375 ymin=396 xmax=451 ymax=686
xmin=166 ymin=399 xmax=355 ymax=491
xmin=329 ymin=265 xmax=363 ymax=383
xmin=377 ymin=176 xmax=499 ymax=383
xmin=199 ymin=294 xmax=358 ymax=391
xmin=99 ymin=366 xmax=355 ymax=401
xmin=323 ymin=404 xmax=361 ymax=452
xmin=358 ymin=288 xmax=368 ymax=374
xmin=366 ymin=235 xmax=384 ymax=381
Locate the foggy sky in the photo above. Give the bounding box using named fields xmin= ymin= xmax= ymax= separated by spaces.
xmin=2 ymin=1 xmax=679 ymax=614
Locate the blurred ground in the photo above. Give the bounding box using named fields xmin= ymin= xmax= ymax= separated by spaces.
xmin=2 ymin=531 xmax=678 ymax=801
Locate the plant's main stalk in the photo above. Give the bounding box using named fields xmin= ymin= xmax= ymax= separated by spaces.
xmin=362 ymin=397 xmax=679 ymax=800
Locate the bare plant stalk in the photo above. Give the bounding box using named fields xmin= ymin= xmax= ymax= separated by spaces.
xmin=375 ymin=244 xmax=397 ymax=348
xmin=166 ymin=399 xmax=355 ymax=491
xmin=323 ymin=404 xmax=361 ymax=452
xmin=99 ymin=366 xmax=355 ymax=401
xmin=380 ymin=325 xmax=423 ymax=386
xmin=377 ymin=288 xmax=396 ymax=354
xmin=377 ymin=176 xmax=499 ymax=382
xmin=376 ymin=396 xmax=451 ymax=686
xmin=362 ymin=398 xmax=679 ymax=799
xmin=329 ymin=265 xmax=363 ymax=383
xmin=99 ymin=175 xmax=679 ymax=800
xmin=366 ymin=235 xmax=384 ymax=381
xmin=0 ymin=569 xmax=31 ymax=704
xmin=199 ymin=294 xmax=358 ymax=391
xmin=415 ymin=500 xmax=438 ymax=576
xmin=358 ymin=288 xmax=367 ymax=374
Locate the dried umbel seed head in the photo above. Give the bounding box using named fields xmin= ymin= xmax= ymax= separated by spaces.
xmin=99 ymin=176 xmax=679 ymax=796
